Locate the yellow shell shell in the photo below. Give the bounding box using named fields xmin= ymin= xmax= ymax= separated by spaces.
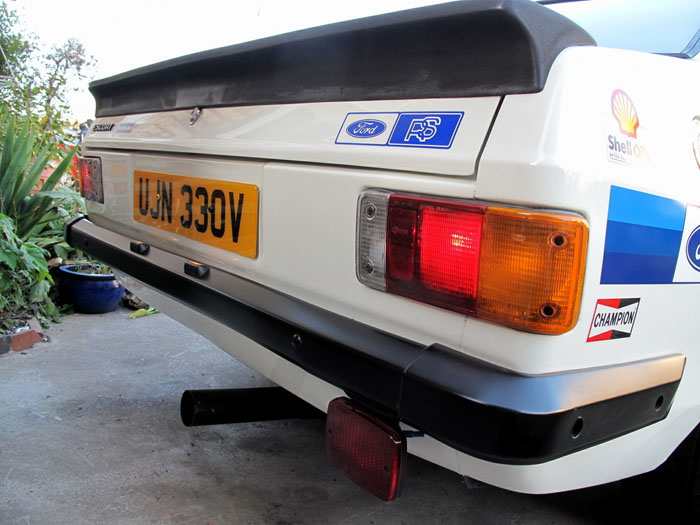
xmin=612 ymin=90 xmax=639 ymax=138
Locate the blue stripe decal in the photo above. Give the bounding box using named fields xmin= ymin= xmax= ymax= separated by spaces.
xmin=604 ymin=221 xmax=684 ymax=258
xmin=607 ymin=186 xmax=686 ymax=231
xmin=601 ymin=252 xmax=679 ymax=284
xmin=601 ymin=186 xmax=687 ymax=284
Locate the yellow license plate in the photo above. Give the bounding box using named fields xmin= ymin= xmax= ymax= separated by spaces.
xmin=133 ymin=170 xmax=259 ymax=258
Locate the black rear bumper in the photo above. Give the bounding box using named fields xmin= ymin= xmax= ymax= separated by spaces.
xmin=66 ymin=216 xmax=684 ymax=465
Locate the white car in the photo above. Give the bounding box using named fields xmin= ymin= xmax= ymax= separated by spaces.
xmin=69 ymin=0 xmax=700 ymax=517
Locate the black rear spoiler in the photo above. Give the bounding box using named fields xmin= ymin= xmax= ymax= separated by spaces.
xmin=90 ymin=0 xmax=595 ymax=118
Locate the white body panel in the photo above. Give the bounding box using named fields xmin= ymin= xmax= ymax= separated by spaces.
xmin=85 ymin=98 xmax=500 ymax=177
xmin=82 ymin=44 xmax=700 ymax=493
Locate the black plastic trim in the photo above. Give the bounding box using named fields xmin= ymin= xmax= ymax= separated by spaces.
xmin=66 ymin=218 xmax=679 ymax=465
xmin=184 ymin=261 xmax=210 ymax=279
xmin=89 ymin=0 xmax=595 ymax=118
xmin=130 ymin=241 xmax=150 ymax=255
xmin=402 ymin=344 xmax=679 ymax=463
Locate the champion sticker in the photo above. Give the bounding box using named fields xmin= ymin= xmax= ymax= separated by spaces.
xmin=587 ymin=298 xmax=640 ymax=342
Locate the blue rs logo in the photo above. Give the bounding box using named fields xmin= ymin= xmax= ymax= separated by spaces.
xmin=346 ymin=120 xmax=387 ymax=138
xmin=388 ymin=112 xmax=463 ymax=148
xmin=686 ymin=225 xmax=700 ymax=272
xmin=403 ymin=116 xmax=442 ymax=142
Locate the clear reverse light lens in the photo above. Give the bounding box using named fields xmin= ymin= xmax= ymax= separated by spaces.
xmin=356 ymin=190 xmax=390 ymax=291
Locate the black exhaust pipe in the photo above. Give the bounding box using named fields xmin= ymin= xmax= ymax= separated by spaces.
xmin=180 ymin=387 xmax=324 ymax=427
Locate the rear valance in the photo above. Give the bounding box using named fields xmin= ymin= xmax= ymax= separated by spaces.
xmin=90 ymin=0 xmax=595 ymax=118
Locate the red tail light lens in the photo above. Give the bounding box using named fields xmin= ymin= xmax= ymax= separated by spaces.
xmin=387 ymin=195 xmax=484 ymax=314
xmin=387 ymin=206 xmax=417 ymax=281
xmin=78 ymin=157 xmax=104 ymax=203
xmin=326 ymin=398 xmax=404 ymax=501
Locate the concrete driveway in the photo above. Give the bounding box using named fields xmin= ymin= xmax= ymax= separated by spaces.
xmin=1 ymin=307 xmax=631 ymax=524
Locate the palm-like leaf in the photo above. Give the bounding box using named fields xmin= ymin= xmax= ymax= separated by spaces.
xmin=0 ymin=115 xmax=78 ymax=240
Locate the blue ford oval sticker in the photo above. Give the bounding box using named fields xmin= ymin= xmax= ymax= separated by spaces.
xmin=686 ymin=225 xmax=700 ymax=272
xmin=346 ymin=119 xmax=387 ymax=139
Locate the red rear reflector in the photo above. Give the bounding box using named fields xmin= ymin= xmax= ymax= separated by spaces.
xmin=326 ymin=398 xmax=404 ymax=501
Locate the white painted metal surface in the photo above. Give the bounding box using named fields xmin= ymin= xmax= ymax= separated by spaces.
xmin=85 ymin=97 xmax=500 ymax=177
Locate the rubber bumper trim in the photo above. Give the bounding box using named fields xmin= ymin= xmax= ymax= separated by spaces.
xmin=66 ymin=217 xmax=684 ymax=465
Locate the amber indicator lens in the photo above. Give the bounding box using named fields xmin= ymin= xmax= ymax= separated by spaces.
xmin=477 ymin=207 xmax=588 ymax=334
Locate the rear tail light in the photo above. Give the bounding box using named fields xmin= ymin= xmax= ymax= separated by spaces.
xmin=326 ymin=397 xmax=404 ymax=501
xmin=357 ymin=190 xmax=588 ymax=335
xmin=78 ymin=157 xmax=104 ymax=203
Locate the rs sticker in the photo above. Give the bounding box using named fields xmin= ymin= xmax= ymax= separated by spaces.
xmin=587 ymin=298 xmax=640 ymax=342
xmin=387 ymin=113 xmax=463 ymax=148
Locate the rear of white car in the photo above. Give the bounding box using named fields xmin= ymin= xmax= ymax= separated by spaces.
xmin=68 ymin=0 xmax=700 ymax=511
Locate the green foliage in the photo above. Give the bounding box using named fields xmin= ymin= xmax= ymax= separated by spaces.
xmin=0 ymin=1 xmax=95 ymax=148
xmin=0 ymin=2 xmax=33 ymax=79
xmin=65 ymin=263 xmax=113 ymax=275
xmin=28 ymin=198 xmax=85 ymax=261
xmin=0 ymin=114 xmax=81 ymax=242
xmin=0 ymin=213 xmax=59 ymax=333
xmin=0 ymin=2 xmax=95 ymax=334
xmin=0 ymin=114 xmax=83 ymax=333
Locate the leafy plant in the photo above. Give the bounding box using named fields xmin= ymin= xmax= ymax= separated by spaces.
xmin=27 ymin=190 xmax=85 ymax=261
xmin=0 ymin=114 xmax=85 ymax=333
xmin=0 ymin=114 xmax=81 ymax=242
xmin=1 ymin=1 xmax=95 ymax=145
xmin=64 ymin=262 xmax=113 ymax=275
xmin=0 ymin=213 xmax=58 ymax=333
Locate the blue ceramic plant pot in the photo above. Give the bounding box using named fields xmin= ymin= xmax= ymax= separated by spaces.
xmin=58 ymin=264 xmax=125 ymax=314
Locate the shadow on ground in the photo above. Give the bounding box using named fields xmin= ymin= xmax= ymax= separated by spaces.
xmin=0 ymin=308 xmax=662 ymax=524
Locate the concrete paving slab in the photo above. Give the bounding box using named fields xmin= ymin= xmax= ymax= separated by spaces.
xmin=0 ymin=307 xmax=631 ymax=524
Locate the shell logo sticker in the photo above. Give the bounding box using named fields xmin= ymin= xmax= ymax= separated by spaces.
xmin=606 ymin=89 xmax=649 ymax=165
xmin=611 ymin=89 xmax=640 ymax=138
